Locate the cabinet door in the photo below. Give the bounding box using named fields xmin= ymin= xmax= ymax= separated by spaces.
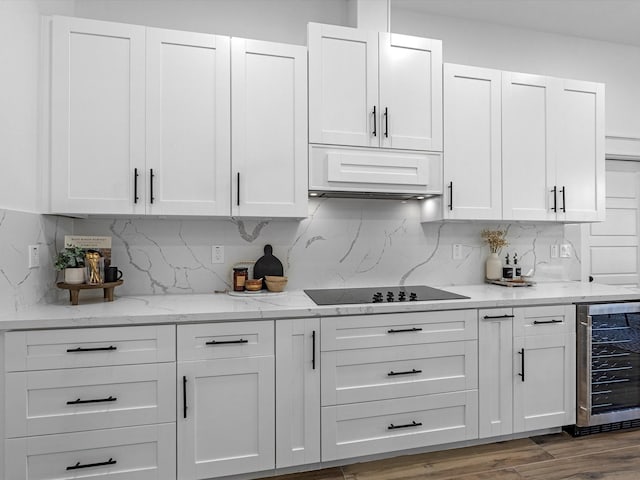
xmin=379 ymin=33 xmax=442 ymax=151
xmin=178 ymin=356 xmax=275 ymax=479
xmin=231 ymin=38 xmax=308 ymax=218
xmin=146 ymin=28 xmax=230 ymax=216
xmin=443 ymin=64 xmax=502 ymax=220
xmin=308 ymin=23 xmax=378 ymax=147
xmin=502 ymin=72 xmax=557 ymax=221
xmin=275 ymin=318 xmax=320 ymax=468
xmin=51 ymin=16 xmax=145 ymax=215
xmin=556 ymin=79 xmax=605 ymax=222
xmin=478 ymin=309 xmax=513 ymax=438
xmin=513 ymin=333 xmax=576 ymax=432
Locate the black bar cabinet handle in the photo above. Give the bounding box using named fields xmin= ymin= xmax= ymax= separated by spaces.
xmin=205 ymin=338 xmax=248 ymax=345
xmin=149 ymin=168 xmax=155 ymax=204
xmin=67 ymin=345 xmax=117 ymax=353
xmin=448 ymin=181 xmax=453 ymax=210
xmin=67 ymin=395 xmax=117 ymax=405
xmin=388 ymin=420 xmax=422 ymax=430
xmin=384 ymin=107 xmax=389 ymax=138
xmin=67 ymin=458 xmax=116 ymax=471
xmin=483 ymin=314 xmax=515 ymax=319
xmin=312 ymin=330 xmax=316 ymax=370
xmin=388 ymin=369 xmax=422 ymax=377
xmin=533 ymin=319 xmax=563 ymax=324
xmin=372 ymin=106 xmax=377 ymax=137
xmin=134 ymin=168 xmax=139 ymax=203
xmin=237 ymin=172 xmax=241 ymax=206
xmin=387 ymin=327 xmax=422 ymax=334
xmin=560 ymin=186 xmax=566 ymax=212
xmin=518 ymin=348 xmax=525 ymax=382
xmin=551 ymin=186 xmax=557 ymax=212
xmin=183 ymin=375 xmax=187 ymax=419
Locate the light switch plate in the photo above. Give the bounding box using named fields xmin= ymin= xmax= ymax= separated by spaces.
xmin=28 ymin=245 xmax=40 ymax=268
xmin=560 ymin=243 xmax=572 ymax=258
xmin=550 ymin=244 xmax=559 ymax=258
xmin=452 ymin=244 xmax=463 ymax=260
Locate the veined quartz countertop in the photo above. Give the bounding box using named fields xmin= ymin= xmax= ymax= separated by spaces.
xmin=2 ymin=282 xmax=640 ymax=330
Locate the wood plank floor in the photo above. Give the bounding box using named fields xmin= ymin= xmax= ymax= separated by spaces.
xmin=267 ymin=428 xmax=640 ymax=480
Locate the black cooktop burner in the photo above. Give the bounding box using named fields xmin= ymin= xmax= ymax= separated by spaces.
xmin=304 ymin=285 xmax=469 ymax=305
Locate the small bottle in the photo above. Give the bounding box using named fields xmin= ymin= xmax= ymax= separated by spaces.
xmin=503 ymin=253 xmax=514 ymax=280
xmin=513 ymin=253 xmax=521 ymax=280
xmin=233 ymin=267 xmax=248 ymax=291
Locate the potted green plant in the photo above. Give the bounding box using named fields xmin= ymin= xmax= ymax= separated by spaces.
xmin=54 ymin=246 xmax=86 ymax=284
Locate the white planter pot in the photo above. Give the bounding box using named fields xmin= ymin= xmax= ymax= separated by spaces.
xmin=485 ymin=253 xmax=502 ymax=280
xmin=64 ymin=267 xmax=85 ymax=285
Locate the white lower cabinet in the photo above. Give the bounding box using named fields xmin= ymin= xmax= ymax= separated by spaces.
xmin=320 ymin=310 xmax=478 ymax=461
xmin=275 ymin=318 xmax=320 ymax=468
xmin=322 ymin=391 xmax=478 ymax=461
xmin=177 ymin=322 xmax=275 ymax=480
xmin=479 ymin=305 xmax=576 ymax=437
xmin=5 ymin=423 xmax=176 ymax=480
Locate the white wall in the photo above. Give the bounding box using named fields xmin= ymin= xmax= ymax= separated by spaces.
xmin=391 ymin=8 xmax=640 ymax=139
xmin=73 ymin=0 xmax=351 ymax=45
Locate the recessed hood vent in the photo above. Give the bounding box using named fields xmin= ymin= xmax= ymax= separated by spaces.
xmin=309 ymin=190 xmax=432 ymax=200
xmin=309 ymin=145 xmax=443 ymax=200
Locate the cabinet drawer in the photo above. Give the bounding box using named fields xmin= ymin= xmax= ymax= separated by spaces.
xmin=321 ymin=310 xmax=477 ymax=351
xmin=178 ymin=321 xmax=273 ymax=360
xmin=5 ymin=423 xmax=176 ymax=480
xmin=5 ymin=325 xmax=175 ymax=371
xmin=322 ymin=340 xmax=477 ymax=405
xmin=513 ymin=305 xmax=576 ymax=337
xmin=5 ymin=363 xmax=176 ymax=438
xmin=321 ymin=390 xmax=478 ymax=461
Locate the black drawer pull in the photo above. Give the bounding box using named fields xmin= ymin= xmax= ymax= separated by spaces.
xmin=518 ymin=348 xmax=525 ymax=382
xmin=67 ymin=458 xmax=116 ymax=470
xmin=67 ymin=346 xmax=117 ymax=353
xmin=483 ymin=314 xmax=515 ymax=319
xmin=387 ymin=327 xmax=422 ymax=334
xmin=533 ymin=319 xmax=563 ymax=324
xmin=388 ymin=420 xmax=422 ymax=430
xmin=183 ymin=375 xmax=188 ymax=419
xmin=205 ymin=338 xmax=248 ymax=345
xmin=312 ymin=330 xmax=316 ymax=370
xmin=388 ymin=369 xmax=422 ymax=377
xmin=67 ymin=395 xmax=117 ymax=405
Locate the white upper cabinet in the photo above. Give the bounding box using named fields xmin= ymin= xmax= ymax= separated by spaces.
xmin=555 ymin=79 xmax=605 ymax=222
xmin=502 ymin=72 xmax=557 ymax=222
xmin=379 ymin=33 xmax=442 ymax=151
xmin=308 ymin=23 xmax=442 ymax=152
xmin=442 ymin=64 xmax=502 ymax=220
xmin=308 ymin=23 xmax=378 ymax=147
xmin=231 ymin=38 xmax=308 ymax=218
xmin=51 ymin=16 xmax=146 ymax=215
xmin=146 ymin=28 xmax=231 ymax=216
xmin=425 ymin=63 xmax=604 ymax=223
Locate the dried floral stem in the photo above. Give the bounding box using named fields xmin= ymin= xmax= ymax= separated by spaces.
xmin=481 ymin=229 xmax=508 ymax=254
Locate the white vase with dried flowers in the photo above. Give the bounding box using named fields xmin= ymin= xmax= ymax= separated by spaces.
xmin=481 ymin=229 xmax=508 ymax=280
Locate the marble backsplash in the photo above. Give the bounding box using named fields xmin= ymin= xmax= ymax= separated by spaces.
xmin=67 ymin=198 xmax=578 ymax=297
xmin=0 ymin=199 xmax=580 ymax=309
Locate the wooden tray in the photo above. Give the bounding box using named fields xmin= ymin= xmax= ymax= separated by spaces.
xmin=486 ymin=279 xmax=535 ymax=287
xmin=57 ymin=280 xmax=124 ymax=305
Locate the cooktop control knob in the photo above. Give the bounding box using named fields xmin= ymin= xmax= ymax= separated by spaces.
xmin=372 ymin=292 xmax=383 ymax=303
xmin=398 ymin=291 xmax=407 ymax=302
xmin=409 ymin=292 xmax=418 ymax=301
xmin=386 ymin=291 xmax=395 ymax=302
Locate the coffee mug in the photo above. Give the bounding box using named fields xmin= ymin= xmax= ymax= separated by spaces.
xmin=105 ymin=266 xmax=123 ymax=283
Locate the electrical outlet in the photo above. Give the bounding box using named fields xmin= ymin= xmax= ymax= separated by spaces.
xmin=560 ymin=243 xmax=572 ymax=258
xmin=28 ymin=245 xmax=40 ymax=268
xmin=550 ymin=244 xmax=559 ymax=258
xmin=452 ymin=244 xmax=463 ymax=260
xmin=212 ymin=245 xmax=224 ymax=264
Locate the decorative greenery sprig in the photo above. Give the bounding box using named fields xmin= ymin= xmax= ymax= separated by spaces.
xmin=54 ymin=246 xmax=86 ymax=271
xmin=481 ymin=229 xmax=508 ymax=254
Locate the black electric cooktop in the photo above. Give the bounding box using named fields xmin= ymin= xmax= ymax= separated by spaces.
xmin=304 ymin=285 xmax=469 ymax=305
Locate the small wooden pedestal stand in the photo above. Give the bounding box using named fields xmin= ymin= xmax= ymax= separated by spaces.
xmin=57 ymin=280 xmax=124 ymax=305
